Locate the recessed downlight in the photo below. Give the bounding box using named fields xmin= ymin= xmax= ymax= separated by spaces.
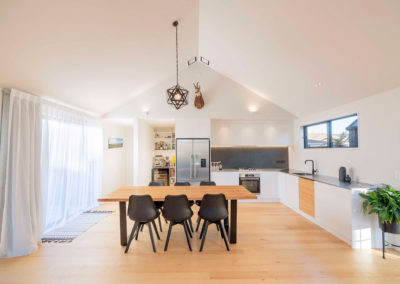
xmin=248 ymin=106 xmax=258 ymax=113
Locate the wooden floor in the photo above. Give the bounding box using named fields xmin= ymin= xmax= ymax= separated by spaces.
xmin=1 ymin=203 xmax=399 ymax=284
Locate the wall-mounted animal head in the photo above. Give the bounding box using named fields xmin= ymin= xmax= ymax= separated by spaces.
xmin=193 ymin=82 xmax=204 ymax=109
xmin=193 ymin=82 xmax=201 ymax=94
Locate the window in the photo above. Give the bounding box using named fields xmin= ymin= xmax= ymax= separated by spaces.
xmin=303 ymin=114 xmax=358 ymax=149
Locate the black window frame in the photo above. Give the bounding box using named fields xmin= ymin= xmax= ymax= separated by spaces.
xmin=303 ymin=114 xmax=358 ymax=149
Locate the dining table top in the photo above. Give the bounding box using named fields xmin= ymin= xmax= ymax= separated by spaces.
xmin=98 ymin=185 xmax=257 ymax=202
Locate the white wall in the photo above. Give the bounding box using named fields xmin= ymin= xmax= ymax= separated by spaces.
xmin=175 ymin=118 xmax=210 ymax=138
xmin=102 ymin=120 xmax=133 ymax=195
xmin=133 ymin=119 xmax=154 ymax=186
xmin=104 ymin=63 xmax=295 ymax=121
xmin=291 ymin=87 xmax=400 ymax=189
xmin=211 ymin=119 xmax=293 ymax=146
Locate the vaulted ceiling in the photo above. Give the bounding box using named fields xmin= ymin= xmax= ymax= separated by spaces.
xmin=1 ymin=0 xmax=400 ymax=117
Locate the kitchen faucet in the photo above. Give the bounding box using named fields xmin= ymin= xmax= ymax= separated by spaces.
xmin=305 ymin=160 xmax=318 ymax=175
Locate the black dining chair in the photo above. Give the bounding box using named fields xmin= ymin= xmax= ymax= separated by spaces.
xmin=198 ymin=193 xmax=230 ymax=252
xmin=149 ymin=181 xmax=166 ymax=232
xmin=162 ymin=194 xmax=193 ymax=251
xmin=174 ymin=181 xmax=191 ymax=186
xmin=174 ymin=181 xmax=194 ymax=232
xmin=195 ymin=181 xmax=217 ymax=232
xmin=125 ymin=195 xmax=160 ymax=253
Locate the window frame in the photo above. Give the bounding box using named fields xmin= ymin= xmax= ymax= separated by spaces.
xmin=303 ymin=113 xmax=358 ymax=149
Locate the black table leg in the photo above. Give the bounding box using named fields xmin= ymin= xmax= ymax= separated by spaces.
xmin=224 ymin=200 xmax=229 ymax=234
xmin=119 ymin=201 xmax=127 ymax=246
xmin=229 ymin=200 xmax=237 ymax=244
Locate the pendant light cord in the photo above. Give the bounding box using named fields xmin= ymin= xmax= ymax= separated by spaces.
xmin=175 ymin=22 xmax=179 ymax=85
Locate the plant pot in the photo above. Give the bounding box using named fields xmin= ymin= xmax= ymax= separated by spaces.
xmin=379 ymin=219 xmax=400 ymax=259
xmin=379 ymin=219 xmax=400 ymax=234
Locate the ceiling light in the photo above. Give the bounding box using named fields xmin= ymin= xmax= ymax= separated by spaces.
xmin=248 ymin=106 xmax=258 ymax=113
xmin=167 ymin=20 xmax=188 ymax=110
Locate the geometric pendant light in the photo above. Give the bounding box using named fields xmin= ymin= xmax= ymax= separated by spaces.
xmin=167 ymin=20 xmax=189 ymax=110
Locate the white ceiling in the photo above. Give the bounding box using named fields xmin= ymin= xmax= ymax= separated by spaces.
xmin=199 ymin=0 xmax=400 ymax=117
xmin=0 ymin=0 xmax=199 ymax=114
xmin=1 ymin=0 xmax=400 ymax=117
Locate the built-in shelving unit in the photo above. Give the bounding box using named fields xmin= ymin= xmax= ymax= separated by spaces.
xmin=153 ymin=129 xmax=176 ymax=185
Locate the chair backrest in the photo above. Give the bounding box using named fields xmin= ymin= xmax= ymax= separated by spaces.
xmin=127 ymin=195 xmax=158 ymax=222
xmin=198 ymin=193 xmax=228 ymax=220
xmin=149 ymin=181 xmax=164 ymax=186
xmin=174 ymin=182 xmax=191 ymax=186
xmin=200 ymin=181 xmax=216 ymax=186
xmin=162 ymin=194 xmax=192 ymax=221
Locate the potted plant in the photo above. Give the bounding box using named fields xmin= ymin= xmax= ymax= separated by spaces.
xmin=359 ymin=185 xmax=400 ymax=258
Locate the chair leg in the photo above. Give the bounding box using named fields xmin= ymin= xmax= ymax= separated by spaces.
xmin=199 ymin=220 xmax=206 ymax=239
xmin=158 ymin=215 xmax=162 ymax=232
xmin=200 ymin=220 xmax=209 ymax=252
xmin=125 ymin=221 xmax=139 ymax=253
xmin=185 ymin=220 xmax=193 ymax=238
xmin=183 ymin=221 xmax=193 ymax=251
xmin=135 ymin=223 xmax=143 ymax=240
xmin=147 ymin=223 xmax=156 ymax=253
xmin=196 ymin=216 xmax=202 ymax=232
xmin=188 ymin=218 xmax=194 ymax=232
xmin=164 ymin=222 xmax=173 ymax=251
xmin=152 ymin=220 xmax=160 ymax=240
xmin=218 ymin=223 xmax=224 ymax=239
xmin=219 ymin=220 xmax=230 ymax=251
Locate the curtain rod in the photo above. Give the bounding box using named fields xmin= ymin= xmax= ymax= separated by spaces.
xmin=1 ymin=87 xmax=100 ymax=118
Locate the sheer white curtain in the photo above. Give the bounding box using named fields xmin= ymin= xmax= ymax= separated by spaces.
xmin=0 ymin=89 xmax=43 ymax=258
xmin=41 ymin=103 xmax=103 ymax=233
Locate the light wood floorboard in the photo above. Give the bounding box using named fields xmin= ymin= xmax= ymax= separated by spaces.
xmin=1 ymin=203 xmax=399 ymax=284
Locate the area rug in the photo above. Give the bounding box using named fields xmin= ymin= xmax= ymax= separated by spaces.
xmin=41 ymin=210 xmax=113 ymax=243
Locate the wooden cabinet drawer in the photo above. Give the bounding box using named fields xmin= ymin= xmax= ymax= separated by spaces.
xmin=299 ymin=178 xmax=315 ymax=217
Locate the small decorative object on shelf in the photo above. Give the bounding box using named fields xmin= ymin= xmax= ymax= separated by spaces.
xmin=359 ymin=185 xmax=400 ymax=259
xmin=344 ymin=174 xmax=351 ymax=183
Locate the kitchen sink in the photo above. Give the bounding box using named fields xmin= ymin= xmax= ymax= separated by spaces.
xmin=292 ymin=172 xmax=314 ymax=177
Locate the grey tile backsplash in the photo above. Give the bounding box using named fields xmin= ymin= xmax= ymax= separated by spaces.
xmin=211 ymin=146 xmax=289 ymax=169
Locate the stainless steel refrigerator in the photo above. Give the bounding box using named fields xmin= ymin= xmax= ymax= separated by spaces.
xmin=175 ymin=138 xmax=210 ymax=184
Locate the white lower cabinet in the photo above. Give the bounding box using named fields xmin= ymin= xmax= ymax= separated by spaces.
xmin=211 ymin=171 xmax=281 ymax=201
xmin=314 ymin=182 xmax=352 ymax=244
xmin=279 ymin=173 xmax=299 ymax=211
xmin=259 ymin=172 xmax=280 ymax=201
xmin=211 ymin=172 xmax=239 ymax=186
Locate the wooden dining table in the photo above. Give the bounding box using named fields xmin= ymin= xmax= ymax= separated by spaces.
xmin=98 ymin=185 xmax=257 ymax=245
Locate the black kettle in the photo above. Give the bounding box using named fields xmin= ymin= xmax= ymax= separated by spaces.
xmin=339 ymin=167 xmax=346 ymax=182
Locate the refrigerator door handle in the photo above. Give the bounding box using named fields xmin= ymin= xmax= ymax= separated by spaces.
xmin=190 ymin=154 xmax=193 ymax=179
xmin=194 ymin=154 xmax=198 ymax=179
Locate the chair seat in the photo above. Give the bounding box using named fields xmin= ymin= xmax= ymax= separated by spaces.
xmin=198 ymin=209 xmax=227 ymax=222
xmin=132 ymin=210 xmax=160 ymax=223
